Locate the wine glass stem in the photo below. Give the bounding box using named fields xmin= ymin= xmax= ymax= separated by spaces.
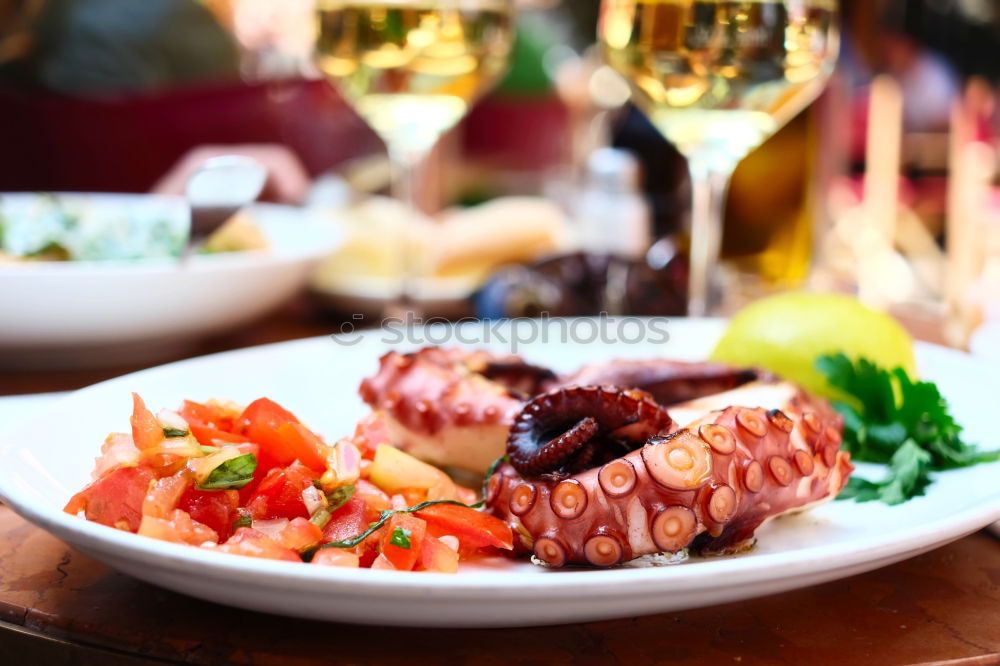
xmin=386 ymin=145 xmax=427 ymax=319
xmin=389 ymin=146 xmax=424 ymax=213
xmin=686 ymin=156 xmax=737 ymax=317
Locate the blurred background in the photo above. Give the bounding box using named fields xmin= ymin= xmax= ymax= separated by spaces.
xmin=1 ymin=0 xmax=999 ymax=381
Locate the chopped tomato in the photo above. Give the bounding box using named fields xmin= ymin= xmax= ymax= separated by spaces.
xmin=379 ymin=513 xmax=427 ymax=571
xmin=130 ymin=394 xmax=204 ymax=474
xmin=142 ymin=470 xmax=191 ymax=519
xmin=237 ymin=397 xmax=298 ymax=435
xmin=69 ymin=393 xmax=509 ymax=573
xmin=188 ymin=425 xmax=247 ymax=448
xmin=311 ymin=549 xmax=360 ymax=568
xmin=275 ymin=517 xmax=323 ymax=552
xmin=245 ymin=463 xmax=318 ymax=520
xmin=415 ymin=503 xmax=513 ymax=551
xmin=352 ymin=411 xmax=392 ymax=460
xmin=180 ymin=399 xmax=247 ymax=448
xmin=236 ymin=398 xmax=326 ymax=472
xmin=130 ymin=393 xmax=162 ymax=451
xmin=354 ymin=530 xmax=383 ymax=568
xmin=64 ymin=466 xmax=156 ymax=532
xmin=354 ymin=479 xmax=392 ymax=515
xmin=179 ymin=400 xmax=238 ymax=432
xmin=395 ymin=487 xmax=428 ymax=506
xmin=370 ymin=553 xmax=396 ymax=570
xmin=418 ymin=535 xmax=460 ymax=573
xmin=178 ymin=487 xmax=239 ymax=542
xmin=320 ymin=495 xmax=371 ymax=544
xmin=450 ymin=485 xmax=480 ymax=506
xmin=93 ymin=432 xmax=140 ymax=478
xmin=272 ymin=422 xmax=327 ymax=473
xmin=138 ymin=509 xmax=218 ymax=546
xmin=214 ymin=528 xmax=300 ymax=562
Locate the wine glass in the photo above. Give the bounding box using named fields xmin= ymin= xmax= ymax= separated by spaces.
xmin=314 ymin=0 xmax=515 ymax=313
xmin=599 ymin=0 xmax=839 ymax=315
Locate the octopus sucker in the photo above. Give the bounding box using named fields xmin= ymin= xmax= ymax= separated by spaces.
xmin=641 ymin=431 xmax=713 ymax=491
xmin=550 ymin=479 xmax=589 ymax=519
xmin=534 ymin=536 xmax=569 ymax=568
xmin=486 ymin=381 xmax=853 ymax=567
xmin=509 ymin=483 xmax=538 ymax=516
xmin=598 ymin=459 xmax=637 ymax=498
xmin=584 ymin=531 xmax=626 ymax=567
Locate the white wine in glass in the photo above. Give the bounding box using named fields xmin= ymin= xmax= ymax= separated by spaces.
xmin=314 ymin=0 xmax=514 ymax=310
xmin=600 ymin=0 xmax=839 ymax=315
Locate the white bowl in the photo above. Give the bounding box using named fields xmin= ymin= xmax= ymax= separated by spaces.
xmin=0 ymin=196 xmax=341 ymax=367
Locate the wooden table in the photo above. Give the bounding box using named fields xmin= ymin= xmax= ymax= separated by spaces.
xmin=2 ymin=302 xmax=999 ymax=665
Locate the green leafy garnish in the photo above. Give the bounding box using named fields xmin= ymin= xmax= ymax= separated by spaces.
xmin=837 ymin=440 xmax=932 ymax=504
xmin=163 ymin=427 xmax=189 ymax=438
xmin=818 ymin=353 xmax=999 ymax=505
xmin=200 ymin=445 xmax=220 ymax=455
xmin=389 ymin=527 xmax=412 ymax=549
xmin=232 ymin=511 xmax=252 ymax=531
xmin=26 ymin=241 xmax=70 ymax=260
xmin=327 ymin=485 xmax=356 ymax=512
xmin=196 ymin=453 xmax=258 ymax=491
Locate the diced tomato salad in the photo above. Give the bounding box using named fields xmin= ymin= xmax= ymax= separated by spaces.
xmin=64 ymin=394 xmax=512 ymax=572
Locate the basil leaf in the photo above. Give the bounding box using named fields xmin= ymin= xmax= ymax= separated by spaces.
xmin=197 ymin=453 xmax=257 ymax=490
xmin=311 ymin=480 xmax=323 ymax=490
xmin=389 ymin=527 xmax=412 ymax=549
xmin=326 ymin=484 xmax=356 ymax=512
xmin=163 ymin=427 xmax=189 ymax=438
xmin=232 ymin=510 xmax=252 ymax=531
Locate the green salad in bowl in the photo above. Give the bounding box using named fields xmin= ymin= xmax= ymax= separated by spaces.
xmin=0 ymin=192 xmax=269 ymax=262
xmin=0 ymin=193 xmax=189 ymax=262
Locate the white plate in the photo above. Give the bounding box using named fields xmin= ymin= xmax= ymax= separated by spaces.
xmin=0 ymin=195 xmax=342 ymax=367
xmin=1 ymin=318 xmax=998 ymax=627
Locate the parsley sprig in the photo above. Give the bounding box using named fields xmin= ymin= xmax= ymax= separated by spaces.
xmin=817 ymin=354 xmax=999 ymax=505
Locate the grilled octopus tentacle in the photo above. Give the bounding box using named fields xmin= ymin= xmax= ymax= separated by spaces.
xmin=486 ymin=382 xmax=853 ymax=568
xmin=544 ymin=359 xmax=759 ymax=406
xmin=506 ymin=386 xmax=674 ymax=478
